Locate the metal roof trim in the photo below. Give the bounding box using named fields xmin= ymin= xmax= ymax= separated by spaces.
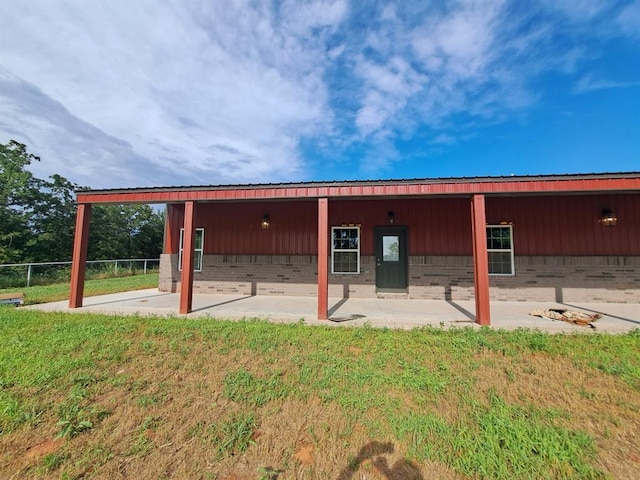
xmin=76 ymin=171 xmax=640 ymax=195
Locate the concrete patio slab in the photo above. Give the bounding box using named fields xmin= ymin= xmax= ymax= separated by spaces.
xmin=23 ymin=289 xmax=640 ymax=334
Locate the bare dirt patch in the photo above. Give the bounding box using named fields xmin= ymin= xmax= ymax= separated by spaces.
xmin=23 ymin=438 xmax=63 ymax=459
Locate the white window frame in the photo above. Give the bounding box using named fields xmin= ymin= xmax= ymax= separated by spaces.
xmin=486 ymin=225 xmax=515 ymax=276
xmin=331 ymin=226 xmax=360 ymax=274
xmin=178 ymin=228 xmax=204 ymax=272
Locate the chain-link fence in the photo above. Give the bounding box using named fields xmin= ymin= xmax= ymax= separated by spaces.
xmin=0 ymin=258 xmax=160 ymax=289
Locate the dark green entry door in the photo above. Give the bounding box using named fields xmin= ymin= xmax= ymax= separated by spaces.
xmin=375 ymin=226 xmax=408 ymax=291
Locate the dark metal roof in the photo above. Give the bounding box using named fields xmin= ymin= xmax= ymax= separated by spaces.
xmin=78 ymin=171 xmax=640 ymax=195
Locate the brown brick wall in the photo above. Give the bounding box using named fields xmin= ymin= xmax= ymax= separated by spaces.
xmin=159 ymin=254 xmax=377 ymax=297
xmin=159 ymin=254 xmax=640 ymax=303
xmin=501 ymin=256 xmax=640 ymax=303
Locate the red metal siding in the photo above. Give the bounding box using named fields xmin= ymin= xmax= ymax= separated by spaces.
xmin=330 ymin=198 xmax=472 ymax=255
xmin=165 ymin=201 xmax=318 ymax=255
xmin=164 ymin=194 xmax=640 ymax=257
xmin=165 ymin=198 xmax=473 ymax=255
xmin=486 ymin=194 xmax=640 ymax=255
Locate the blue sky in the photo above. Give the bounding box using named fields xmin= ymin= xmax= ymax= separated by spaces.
xmin=0 ymin=0 xmax=638 ymax=189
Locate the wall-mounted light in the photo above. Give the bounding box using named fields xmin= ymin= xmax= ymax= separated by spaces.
xmin=601 ymin=210 xmax=617 ymax=227
xmin=388 ymin=211 xmax=395 ymax=224
xmin=261 ymin=214 xmax=270 ymax=230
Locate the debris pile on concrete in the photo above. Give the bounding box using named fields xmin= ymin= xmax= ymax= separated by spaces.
xmin=529 ymin=308 xmax=601 ymax=328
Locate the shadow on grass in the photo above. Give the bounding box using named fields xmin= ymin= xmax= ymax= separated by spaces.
xmin=336 ymin=441 xmax=424 ymax=480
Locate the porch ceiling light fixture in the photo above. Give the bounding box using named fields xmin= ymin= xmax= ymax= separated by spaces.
xmin=261 ymin=214 xmax=270 ymax=230
xmin=388 ymin=211 xmax=395 ymax=224
xmin=601 ymin=210 xmax=617 ymax=227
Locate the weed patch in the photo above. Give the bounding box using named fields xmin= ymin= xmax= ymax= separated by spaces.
xmin=209 ymin=412 xmax=257 ymax=460
xmin=223 ymin=369 xmax=291 ymax=407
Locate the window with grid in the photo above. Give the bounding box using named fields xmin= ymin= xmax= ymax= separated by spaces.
xmin=178 ymin=228 xmax=204 ymax=272
xmin=486 ymin=225 xmax=514 ymax=275
xmin=331 ymin=226 xmax=360 ymax=274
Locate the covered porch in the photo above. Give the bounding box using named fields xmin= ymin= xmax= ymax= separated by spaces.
xmin=67 ymin=174 xmax=640 ymax=325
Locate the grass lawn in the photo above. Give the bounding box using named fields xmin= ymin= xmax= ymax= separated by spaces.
xmin=0 ymin=273 xmax=158 ymax=305
xmin=0 ymin=309 xmax=638 ymax=479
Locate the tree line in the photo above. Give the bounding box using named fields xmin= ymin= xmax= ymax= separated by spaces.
xmin=1 ymin=140 xmax=164 ymax=265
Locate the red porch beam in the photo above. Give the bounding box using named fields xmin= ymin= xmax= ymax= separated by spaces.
xmin=471 ymin=194 xmax=491 ymax=325
xmin=179 ymin=201 xmax=196 ymax=314
xmin=76 ymin=176 xmax=640 ymax=205
xmin=317 ymin=198 xmax=329 ymax=320
xmin=69 ymin=203 xmax=92 ymax=308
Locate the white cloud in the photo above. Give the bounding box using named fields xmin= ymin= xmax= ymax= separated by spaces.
xmin=618 ymin=0 xmax=640 ymax=35
xmin=354 ymin=56 xmax=427 ymax=137
xmin=280 ymin=0 xmax=348 ymax=36
xmin=414 ymin=0 xmax=505 ymax=78
xmin=351 ymin=0 xmax=512 ymax=142
xmin=0 ymin=0 xmax=638 ymax=186
xmin=575 ymin=75 xmax=640 ymax=93
xmin=0 ymin=0 xmax=341 ymax=187
xmin=432 ymin=133 xmax=456 ymax=145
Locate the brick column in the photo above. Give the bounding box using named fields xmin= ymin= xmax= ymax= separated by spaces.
xmin=179 ymin=201 xmax=196 ymax=314
xmin=471 ymin=194 xmax=491 ymax=325
xmin=69 ymin=203 xmax=92 ymax=308
xmin=317 ymin=198 xmax=329 ymax=320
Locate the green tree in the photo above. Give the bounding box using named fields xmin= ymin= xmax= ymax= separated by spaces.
xmin=133 ymin=207 xmax=165 ymax=258
xmin=1 ymin=140 xmax=164 ymax=265
xmin=26 ymin=174 xmax=78 ymax=262
xmin=0 ymin=140 xmax=41 ymax=263
xmin=88 ymin=204 xmax=164 ymax=260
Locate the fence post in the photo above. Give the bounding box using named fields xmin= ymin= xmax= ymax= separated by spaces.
xmin=144 ymin=259 xmax=148 ymax=275
xmin=115 ymin=260 xmax=118 ymax=275
xmin=27 ymin=264 xmax=32 ymax=287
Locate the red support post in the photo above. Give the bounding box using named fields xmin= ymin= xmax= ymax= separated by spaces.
xmin=471 ymin=194 xmax=491 ymax=325
xmin=163 ymin=204 xmax=179 ymax=254
xmin=162 ymin=205 xmax=171 ymax=254
xmin=317 ymin=198 xmax=329 ymax=320
xmin=179 ymin=201 xmax=196 ymax=314
xmin=69 ymin=203 xmax=92 ymax=308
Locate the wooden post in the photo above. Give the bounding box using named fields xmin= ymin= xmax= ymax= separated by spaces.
xmin=69 ymin=203 xmax=92 ymax=308
xmin=317 ymin=198 xmax=329 ymax=320
xmin=179 ymin=201 xmax=196 ymax=314
xmin=471 ymin=194 xmax=491 ymax=325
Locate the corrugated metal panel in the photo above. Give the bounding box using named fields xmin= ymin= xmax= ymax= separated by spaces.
xmin=164 ymin=195 xmax=640 ymax=256
xmin=330 ymin=198 xmax=472 ymax=255
xmin=165 ymin=199 xmax=475 ymax=255
xmin=166 ymin=201 xmax=318 ymax=255
xmin=486 ymin=194 xmax=640 ymax=255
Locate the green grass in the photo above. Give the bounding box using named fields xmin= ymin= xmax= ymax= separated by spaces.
xmin=0 ymin=311 xmax=638 ymax=479
xmin=208 ymin=412 xmax=257 ymax=460
xmin=0 ymin=273 xmax=158 ymax=305
xmin=393 ymin=394 xmax=599 ymax=479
